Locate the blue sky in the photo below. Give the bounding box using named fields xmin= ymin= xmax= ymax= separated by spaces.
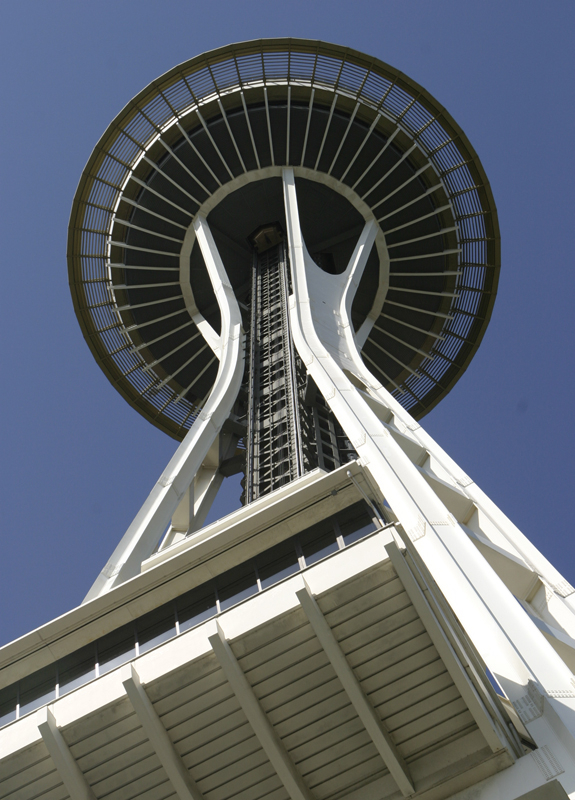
xmin=0 ymin=0 xmax=573 ymax=646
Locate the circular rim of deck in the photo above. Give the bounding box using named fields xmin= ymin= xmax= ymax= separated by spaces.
xmin=68 ymin=38 xmax=500 ymax=440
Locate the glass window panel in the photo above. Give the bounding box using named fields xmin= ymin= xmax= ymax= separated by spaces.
xmin=137 ymin=604 xmax=177 ymax=654
xmin=97 ymin=623 xmax=136 ymax=675
xmin=19 ymin=663 xmax=56 ymax=716
xmin=218 ymin=563 xmax=258 ymax=611
xmin=58 ymin=643 xmax=96 ymax=696
xmin=177 ymin=586 xmax=217 ymax=633
xmin=299 ymin=518 xmax=339 ymax=566
xmin=338 ymin=502 xmax=378 ymax=545
xmin=0 ymin=684 xmax=17 ymax=727
xmin=256 ymin=539 xmax=300 ymax=589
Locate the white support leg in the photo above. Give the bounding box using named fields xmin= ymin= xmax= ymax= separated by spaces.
xmin=84 ymin=216 xmax=244 ymax=602
xmin=282 ymin=167 xmax=575 ymax=794
xmin=301 ymin=179 xmax=575 ymax=623
xmin=171 ymin=483 xmax=194 ymax=536
xmin=332 ymin=239 xmax=575 ymax=634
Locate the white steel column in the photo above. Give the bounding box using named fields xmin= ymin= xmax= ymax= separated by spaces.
xmin=84 ymin=216 xmax=244 ymax=602
xmin=282 ymin=167 xmax=575 ymax=793
xmin=326 ymin=214 xmax=575 ymax=629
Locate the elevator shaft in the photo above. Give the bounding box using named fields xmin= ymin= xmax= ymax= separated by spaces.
xmin=244 ymin=233 xmax=355 ymax=503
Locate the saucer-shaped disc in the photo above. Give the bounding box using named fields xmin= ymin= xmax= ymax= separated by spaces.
xmin=69 ymin=38 xmax=499 ymax=440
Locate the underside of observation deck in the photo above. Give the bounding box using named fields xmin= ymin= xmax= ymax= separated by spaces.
xmin=68 ymin=38 xmax=500 ymax=443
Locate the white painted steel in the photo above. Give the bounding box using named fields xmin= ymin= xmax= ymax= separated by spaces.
xmin=281 ymin=166 xmax=575 ymax=796
xmin=296 ymin=580 xmax=415 ymax=796
xmin=38 ymin=707 xmax=97 ymax=800
xmin=123 ymin=665 xmax=205 ymax=800
xmin=386 ymin=541 xmax=518 ymax=756
xmin=69 ymin=130 xmax=575 ymax=797
xmin=84 ymin=216 xmax=245 ymax=601
xmin=209 ymin=621 xmax=313 ymax=800
xmin=0 ymin=529 xmax=553 ymax=799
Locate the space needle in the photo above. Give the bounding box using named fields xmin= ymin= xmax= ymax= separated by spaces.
xmin=0 ymin=39 xmax=573 ymax=800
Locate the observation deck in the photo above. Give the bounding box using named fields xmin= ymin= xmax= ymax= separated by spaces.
xmin=69 ymin=38 xmax=499 ymax=441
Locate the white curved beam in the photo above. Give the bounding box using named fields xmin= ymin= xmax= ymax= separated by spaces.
xmin=84 ymin=216 xmax=244 ymax=602
xmin=282 ymin=167 xmax=575 ymax=751
xmin=180 ymin=222 xmax=221 ymax=358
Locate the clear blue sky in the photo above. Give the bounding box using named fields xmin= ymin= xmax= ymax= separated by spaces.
xmin=1 ymin=0 xmax=573 ymax=647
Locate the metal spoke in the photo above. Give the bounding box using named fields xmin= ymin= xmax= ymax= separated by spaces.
xmin=157 ymin=137 xmax=212 ymax=197
xmin=390 ymin=271 xmax=461 ymax=277
xmin=116 ymin=294 xmax=182 ymax=312
xmin=286 ymin=86 xmax=291 ymax=165
xmin=124 ymin=307 xmax=188 ymax=332
xmin=351 ymin=127 xmax=401 ymax=191
xmin=175 ymin=122 xmax=222 ymax=190
xmin=118 ymin=197 xmax=188 ymax=230
xmin=217 ymin=99 xmax=247 ymax=173
xmin=110 ymin=263 xmax=179 ymax=272
xmin=240 ymin=91 xmax=260 ymax=169
xmin=363 ymin=352 xmax=404 ymax=392
xmin=110 ymin=241 xmax=179 ymax=258
xmin=377 ymin=184 xmax=443 ymax=222
xmin=194 ymin=107 xmax=235 ymax=180
xmin=382 ymin=204 xmax=452 ymax=234
xmin=367 ymin=337 xmax=420 ymax=376
xmin=112 ymin=281 xmax=180 ymax=290
xmin=384 ymin=298 xmax=453 ymax=320
xmin=173 ymin=355 xmax=217 ymax=402
xmin=339 ymin=112 xmax=382 ymax=182
xmin=131 ymin=175 xmax=194 ymax=218
xmin=130 ymin=319 xmax=196 ymax=354
xmin=361 ymin=142 xmax=418 ymax=201
xmin=371 ymin=163 xmax=434 ymax=212
xmin=300 ymin=88 xmax=315 ymax=166
xmin=373 ymin=324 xmax=434 ymax=359
xmin=263 ymin=87 xmax=275 ymax=166
xmin=328 ymin=101 xmax=359 ymax=175
xmin=386 ymin=227 xmax=457 ymax=248
xmin=390 ymin=248 xmax=461 ymax=262
xmin=314 ymin=92 xmax=338 ymax=170
xmin=380 ymin=312 xmax=446 ymax=340
xmin=153 ymin=342 xmax=210 ymax=391
xmin=142 ymin=331 xmax=203 ymax=372
xmin=387 ymin=285 xmax=458 ymax=298
xmin=142 ymin=155 xmax=202 ymax=206
xmin=112 ymin=219 xmax=183 ymax=244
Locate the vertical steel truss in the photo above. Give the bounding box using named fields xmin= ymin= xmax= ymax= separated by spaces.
xmin=246 ymin=241 xmax=303 ymax=501
xmin=245 ymin=237 xmax=355 ymax=503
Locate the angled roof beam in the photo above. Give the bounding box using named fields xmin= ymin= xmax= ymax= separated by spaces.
xmin=209 ymin=622 xmax=313 ymax=800
xmin=296 ymin=581 xmax=415 ymax=797
xmin=123 ymin=665 xmax=205 ymax=800
xmin=38 ymin=707 xmax=97 ymax=800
